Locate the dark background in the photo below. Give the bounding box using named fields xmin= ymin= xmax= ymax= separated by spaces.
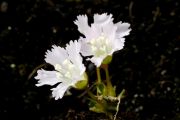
xmin=0 ymin=0 xmax=179 ymax=119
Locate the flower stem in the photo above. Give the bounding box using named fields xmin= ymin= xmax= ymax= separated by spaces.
xmin=87 ymin=90 xmax=96 ymax=100
xmin=96 ymin=67 xmax=101 ymax=84
xmin=96 ymin=67 xmax=102 ymax=95
xmin=104 ymin=64 xmax=115 ymax=96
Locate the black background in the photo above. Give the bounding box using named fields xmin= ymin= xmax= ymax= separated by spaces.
xmin=0 ymin=0 xmax=179 ymax=119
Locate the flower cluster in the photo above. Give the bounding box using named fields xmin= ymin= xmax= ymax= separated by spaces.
xmin=35 ymin=13 xmax=131 ymax=100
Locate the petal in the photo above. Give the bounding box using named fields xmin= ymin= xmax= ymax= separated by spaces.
xmin=113 ymin=38 xmax=125 ymax=51
xmin=74 ymin=15 xmax=102 ymax=40
xmin=116 ymin=22 xmax=131 ymax=38
xmin=86 ymin=24 xmax=102 ymax=40
xmin=80 ymin=38 xmax=93 ymax=57
xmin=66 ymin=40 xmax=86 ymax=75
xmin=88 ymin=56 xmax=104 ymax=67
xmin=93 ymin=13 xmax=113 ymax=25
xmin=45 ymin=45 xmax=68 ymax=66
xmin=74 ymin=15 xmax=90 ymax=35
xmin=51 ymin=83 xmax=69 ymax=100
xmin=66 ymin=40 xmax=81 ymax=59
xmin=93 ymin=13 xmax=116 ymax=40
xmin=102 ymin=23 xmax=117 ymax=41
xmin=35 ymin=69 xmax=60 ymax=86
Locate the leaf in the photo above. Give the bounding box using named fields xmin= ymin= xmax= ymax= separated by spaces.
xmin=97 ymin=83 xmax=107 ymax=95
xmin=88 ymin=98 xmax=105 ymax=113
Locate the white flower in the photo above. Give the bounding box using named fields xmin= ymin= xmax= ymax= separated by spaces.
xmin=35 ymin=40 xmax=86 ymax=100
xmin=74 ymin=13 xmax=131 ymax=67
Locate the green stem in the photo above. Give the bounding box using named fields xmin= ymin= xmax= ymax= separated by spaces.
xmin=96 ymin=67 xmax=101 ymax=84
xmin=87 ymin=90 xmax=96 ymax=100
xmin=96 ymin=67 xmax=102 ymax=95
xmin=104 ymin=64 xmax=115 ymax=96
xmin=105 ymin=65 xmax=111 ymax=86
xmin=77 ymin=83 xmax=96 ymax=98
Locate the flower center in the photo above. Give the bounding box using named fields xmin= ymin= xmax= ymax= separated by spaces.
xmin=89 ymin=34 xmax=112 ymax=57
xmin=55 ymin=59 xmax=75 ymax=80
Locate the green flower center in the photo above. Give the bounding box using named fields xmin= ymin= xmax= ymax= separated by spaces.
xmin=89 ymin=34 xmax=112 ymax=57
xmin=55 ymin=59 xmax=75 ymax=80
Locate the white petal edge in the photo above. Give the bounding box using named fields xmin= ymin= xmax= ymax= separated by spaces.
xmin=113 ymin=38 xmax=125 ymax=51
xmin=74 ymin=15 xmax=90 ymax=35
xmin=35 ymin=69 xmax=60 ymax=86
xmin=51 ymin=83 xmax=69 ymax=100
xmin=66 ymin=40 xmax=86 ymax=75
xmin=79 ymin=38 xmax=93 ymax=57
xmin=88 ymin=56 xmax=104 ymax=67
xmin=93 ymin=13 xmax=113 ymax=25
xmin=116 ymin=22 xmax=131 ymax=38
xmin=45 ymin=45 xmax=68 ymax=66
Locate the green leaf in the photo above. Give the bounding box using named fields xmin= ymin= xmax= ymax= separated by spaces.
xmin=97 ymin=83 xmax=107 ymax=95
xmin=88 ymin=98 xmax=105 ymax=113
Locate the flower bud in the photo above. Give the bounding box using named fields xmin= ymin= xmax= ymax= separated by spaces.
xmin=74 ymin=73 xmax=88 ymax=90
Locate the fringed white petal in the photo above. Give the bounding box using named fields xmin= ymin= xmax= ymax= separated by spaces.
xmin=88 ymin=56 xmax=104 ymax=67
xmin=92 ymin=13 xmax=116 ymax=40
xmin=80 ymin=38 xmax=93 ymax=57
xmin=45 ymin=45 xmax=68 ymax=66
xmin=93 ymin=13 xmax=113 ymax=25
xmin=66 ymin=40 xmax=81 ymax=61
xmin=74 ymin=15 xmax=90 ymax=35
xmin=35 ymin=69 xmax=60 ymax=86
xmin=113 ymin=38 xmax=125 ymax=51
xmin=66 ymin=40 xmax=86 ymax=75
xmin=116 ymin=22 xmax=131 ymax=38
xmin=51 ymin=83 xmax=69 ymax=100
